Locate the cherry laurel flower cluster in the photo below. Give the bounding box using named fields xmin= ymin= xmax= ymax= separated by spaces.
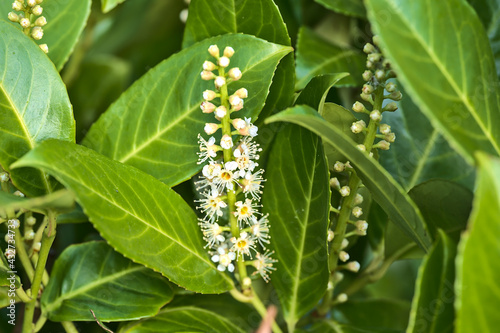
xmin=196 ymin=45 xmax=276 ymax=283
xmin=8 ymin=0 xmax=48 ymax=53
xmin=327 ymin=39 xmax=401 ymax=303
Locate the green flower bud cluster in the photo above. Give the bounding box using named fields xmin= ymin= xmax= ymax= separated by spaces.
xmin=8 ymin=0 xmax=48 ymax=53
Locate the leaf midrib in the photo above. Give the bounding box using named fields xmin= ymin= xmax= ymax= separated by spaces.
xmin=383 ymin=0 xmax=500 ymax=156
xmin=117 ymin=49 xmax=289 ymax=164
xmin=44 ymin=266 xmax=144 ymax=313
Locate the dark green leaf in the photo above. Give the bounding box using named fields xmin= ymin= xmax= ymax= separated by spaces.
xmin=56 ymin=204 xmax=88 ymax=224
xmin=42 ymin=241 xmax=173 ymax=322
xmin=0 ymin=0 xmax=91 ymax=70
xmin=379 ymin=87 xmax=475 ymax=191
xmin=263 ymin=124 xmax=330 ymax=331
xmin=365 ymin=0 xmax=500 ymax=163
xmin=83 ymin=34 xmax=292 ymax=186
xmin=455 ymin=153 xmax=500 ymax=332
xmin=118 ymin=306 xmax=246 ymax=333
xmin=12 ymin=140 xmax=234 ymax=293
xmin=101 ymin=0 xmax=126 ymax=13
xmin=334 ymin=298 xmax=410 ymax=331
xmin=300 ymin=320 xmax=401 ymax=333
xmin=314 ymin=0 xmax=366 ymax=18
xmin=294 ymin=73 xmax=350 ymax=113
xmin=295 ymin=27 xmax=365 ymax=90
xmin=0 ymin=190 xmax=75 ymax=216
xmin=407 ymin=230 xmax=456 ymax=333
xmin=0 ymin=21 xmax=74 ymax=197
xmin=266 ymin=105 xmax=432 ymax=251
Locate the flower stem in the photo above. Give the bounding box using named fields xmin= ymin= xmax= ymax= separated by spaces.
xmin=61 ymin=321 xmax=79 ymax=333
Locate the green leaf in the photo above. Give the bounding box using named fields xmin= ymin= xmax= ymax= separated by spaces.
xmin=365 ymin=0 xmax=500 ymax=163
xmin=41 ymin=241 xmax=173 ymax=322
xmin=182 ymin=0 xmax=295 ymax=126
xmin=0 ymin=0 xmax=91 ymax=70
xmin=12 ymin=140 xmax=234 ymax=293
xmin=83 ymin=34 xmax=292 ymax=186
xmin=263 ymin=123 xmax=330 ymax=331
xmin=300 ymin=320 xmax=401 ymax=333
xmin=407 ymin=230 xmax=456 ymax=333
xmin=409 ymin=180 xmax=472 ymax=243
xmin=295 ymin=27 xmax=365 ymax=90
xmin=333 ymin=299 xmax=410 ymax=331
xmin=56 ymin=204 xmax=88 ymax=224
xmin=118 ymin=306 xmax=246 ymax=333
xmin=379 ymin=87 xmax=475 ymax=191
xmin=294 ymin=73 xmax=350 ymax=113
xmin=0 ymin=21 xmax=74 ymax=197
xmin=455 ymin=153 xmax=500 ymax=332
xmin=0 ymin=190 xmax=75 ymax=217
xmin=314 ymin=0 xmax=366 ymax=18
xmin=266 ymin=105 xmax=433 ymax=251
xmin=101 ymin=0 xmax=126 ymax=13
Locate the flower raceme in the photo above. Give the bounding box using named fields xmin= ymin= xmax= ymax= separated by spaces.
xmin=195 ymin=45 xmax=276 ymax=283
xmin=8 ymin=0 xmax=49 ymax=53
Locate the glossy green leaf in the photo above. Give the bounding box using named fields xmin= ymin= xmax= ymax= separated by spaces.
xmin=365 ymin=0 xmax=500 ymax=163
xmin=455 ymin=153 xmax=500 ymax=332
xmin=334 ymin=299 xmax=410 ymax=331
xmin=294 ymin=73 xmax=350 ymax=113
xmin=83 ymin=34 xmax=292 ymax=186
xmin=407 ymin=230 xmax=456 ymax=333
xmin=183 ymin=0 xmax=295 ymax=125
xmin=12 ymin=140 xmax=234 ymax=293
xmin=380 ymin=87 xmax=475 ymax=191
xmin=101 ymin=0 xmax=126 ymax=13
xmin=262 ymin=123 xmax=330 ymax=332
xmin=295 ymin=27 xmax=365 ymax=90
xmin=42 ymin=241 xmax=173 ymax=322
xmin=266 ymin=105 xmax=432 ymax=251
xmin=0 ymin=286 xmax=20 ymax=309
xmin=56 ymin=204 xmax=88 ymax=224
xmin=314 ymin=0 xmax=366 ymax=18
xmin=0 ymin=189 xmax=75 ymax=217
xmin=0 ymin=0 xmax=91 ymax=70
xmin=300 ymin=320 xmax=401 ymax=333
xmin=118 ymin=306 xmax=246 ymax=333
xmin=0 ymin=21 xmax=74 ymax=197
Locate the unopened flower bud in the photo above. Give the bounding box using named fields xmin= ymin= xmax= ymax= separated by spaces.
xmin=220 ymin=134 xmax=233 ymax=149
xmin=379 ymin=123 xmax=391 ymax=135
xmin=200 ymin=70 xmax=215 ymax=80
xmin=339 ymin=251 xmax=350 ymax=262
xmin=232 ymin=101 xmax=243 ymax=111
xmin=27 ymin=0 xmax=37 ymax=6
xmin=35 ymin=15 xmax=46 ymax=26
xmin=218 ymin=56 xmax=230 ymax=68
xmin=32 ymin=5 xmax=42 ymax=15
xmin=204 ymin=123 xmax=219 ymax=135
xmin=12 ymin=1 xmax=23 ymax=11
xmin=341 ymin=238 xmax=349 ymax=249
xmin=352 ymin=101 xmax=365 ymax=113
xmin=25 ymin=230 xmax=35 ymax=240
xmin=362 ymin=70 xmax=373 ymax=82
xmin=385 ymin=132 xmax=396 ymax=143
xmin=0 ymin=172 xmax=9 ymax=182
xmin=26 ymin=216 xmax=37 ymax=226
xmin=203 ymin=61 xmax=216 ymax=71
xmin=368 ymin=53 xmax=381 ymax=63
xmin=372 ymin=35 xmax=381 ymax=46
xmin=377 ymin=140 xmax=390 ymax=150
xmin=235 ymin=88 xmax=248 ymax=98
xmin=352 ymin=206 xmax=363 ymax=218
xmin=5 ymin=249 xmax=15 ymax=259
xmin=351 ymin=120 xmax=366 ymax=134
xmin=228 ymin=67 xmax=242 ymax=80
xmin=370 ymin=110 xmax=382 ymax=122
xmin=363 ymin=43 xmax=376 ymax=54
xmin=339 ymin=186 xmax=350 ymax=197
xmin=330 ymin=177 xmax=340 ymax=190
xmin=40 ymin=43 xmax=49 ymax=53
xmin=8 ymin=12 xmax=19 ymax=22
xmin=357 ymin=144 xmax=366 ymax=152
xmin=366 ymin=60 xmax=374 ymax=69
xmin=334 ymin=161 xmax=345 ymax=172
xmin=384 ymin=102 xmax=398 ymax=112
xmin=214 ymin=76 xmax=226 ymax=88
xmin=232 ymin=118 xmax=246 ymax=130
xmin=354 ymin=194 xmax=363 ymax=205
xmin=346 ymin=261 xmax=360 ymax=273
xmin=327 ymin=230 xmax=334 ymax=242
xmin=229 ymin=95 xmax=242 ymax=107
xmin=362 ymin=84 xmax=374 ymax=94
xmin=215 ymin=105 xmax=227 ymax=118
xmin=20 ymin=18 xmax=31 ymax=28
xmin=360 ymin=92 xmax=373 ymax=103
xmin=33 ymin=242 xmax=41 ymax=252
xmin=13 ymin=191 xmax=24 ymax=197
xmin=242 ymin=277 xmax=252 ymax=288
xmin=200 ymin=101 xmax=216 ymax=113
xmin=32 ymin=26 xmax=43 ymax=40
xmin=203 ymin=90 xmax=216 ymax=101
xmin=385 ymin=82 xmax=396 ymax=92
xmin=208 ymin=45 xmax=219 ymax=58
xmin=389 ymin=91 xmax=402 ymax=101
xmin=356 ymin=220 xmax=368 ymax=235
xmin=334 ymin=272 xmax=344 ymax=282
xmin=223 ymin=46 xmax=235 ymax=58
xmin=375 ymin=69 xmax=385 ymax=81
xmin=9 ymin=219 xmax=20 ymax=229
